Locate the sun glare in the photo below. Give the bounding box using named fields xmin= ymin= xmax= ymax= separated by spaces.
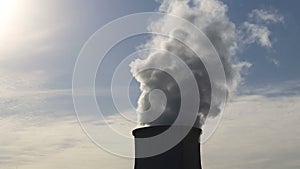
xmin=0 ymin=0 xmax=18 ymax=30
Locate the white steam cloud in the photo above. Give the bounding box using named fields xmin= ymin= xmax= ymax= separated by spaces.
xmin=130 ymin=0 xmax=279 ymax=127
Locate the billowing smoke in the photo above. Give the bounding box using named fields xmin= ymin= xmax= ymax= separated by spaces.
xmin=130 ymin=0 xmax=250 ymax=127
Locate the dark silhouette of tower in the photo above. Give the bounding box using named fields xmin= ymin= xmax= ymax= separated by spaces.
xmin=133 ymin=126 xmax=202 ymax=169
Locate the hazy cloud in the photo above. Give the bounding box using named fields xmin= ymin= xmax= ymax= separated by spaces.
xmin=204 ymin=93 xmax=300 ymax=169
xmin=2 ymin=81 xmax=300 ymax=169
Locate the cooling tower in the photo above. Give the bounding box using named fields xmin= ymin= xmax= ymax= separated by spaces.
xmin=133 ymin=126 xmax=202 ymax=169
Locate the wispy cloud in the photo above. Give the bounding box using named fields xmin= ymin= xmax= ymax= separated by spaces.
xmin=249 ymin=9 xmax=284 ymax=24
xmin=239 ymin=8 xmax=284 ymax=49
xmin=240 ymin=21 xmax=273 ymax=48
xmin=238 ymin=7 xmax=284 ymax=66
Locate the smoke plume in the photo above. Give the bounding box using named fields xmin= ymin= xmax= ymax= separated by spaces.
xmin=130 ymin=0 xmax=250 ymax=127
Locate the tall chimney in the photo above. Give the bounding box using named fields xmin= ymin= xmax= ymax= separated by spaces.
xmin=133 ymin=126 xmax=202 ymax=169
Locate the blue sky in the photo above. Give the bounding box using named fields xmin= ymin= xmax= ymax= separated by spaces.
xmin=224 ymin=0 xmax=300 ymax=85
xmin=2 ymin=0 xmax=299 ymax=90
xmin=0 ymin=0 xmax=300 ymax=169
